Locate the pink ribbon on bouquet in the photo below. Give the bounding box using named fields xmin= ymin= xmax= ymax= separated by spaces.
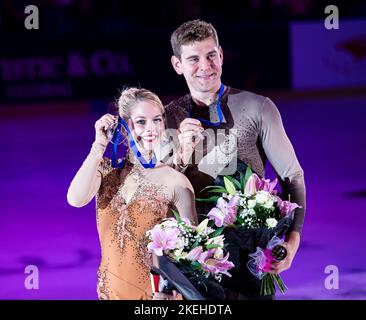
xmin=247 ymin=236 xmax=284 ymax=279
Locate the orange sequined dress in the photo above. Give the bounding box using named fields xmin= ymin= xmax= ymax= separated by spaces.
xmin=94 ymin=155 xmax=196 ymax=300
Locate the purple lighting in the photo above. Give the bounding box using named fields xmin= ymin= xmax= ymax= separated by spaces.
xmin=1 ymin=94 xmax=366 ymax=299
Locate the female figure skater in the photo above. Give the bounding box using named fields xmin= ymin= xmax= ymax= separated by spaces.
xmin=67 ymin=88 xmax=197 ymax=300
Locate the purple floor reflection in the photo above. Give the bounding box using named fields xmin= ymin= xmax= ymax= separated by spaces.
xmin=1 ymin=94 xmax=366 ymax=299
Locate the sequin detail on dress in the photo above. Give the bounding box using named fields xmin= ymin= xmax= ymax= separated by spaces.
xmin=97 ymin=268 xmax=111 ymax=300
xmin=95 ymin=156 xmax=173 ymax=299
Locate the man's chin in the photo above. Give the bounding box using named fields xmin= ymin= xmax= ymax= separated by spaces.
xmin=196 ymin=80 xmax=220 ymax=92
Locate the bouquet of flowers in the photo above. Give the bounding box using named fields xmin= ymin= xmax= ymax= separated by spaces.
xmin=198 ymin=166 xmax=301 ymax=296
xmin=147 ymin=211 xmax=235 ymax=300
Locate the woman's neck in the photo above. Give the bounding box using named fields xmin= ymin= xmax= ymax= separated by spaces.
xmin=127 ymin=144 xmax=163 ymax=168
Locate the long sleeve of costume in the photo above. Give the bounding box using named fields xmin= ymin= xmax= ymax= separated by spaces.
xmin=67 ymin=142 xmax=105 ymax=207
xmin=260 ymin=98 xmax=306 ymax=234
xmin=171 ymin=174 xmax=198 ymax=225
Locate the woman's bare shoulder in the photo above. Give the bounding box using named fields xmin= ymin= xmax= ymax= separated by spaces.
xmin=158 ymin=164 xmax=192 ymax=188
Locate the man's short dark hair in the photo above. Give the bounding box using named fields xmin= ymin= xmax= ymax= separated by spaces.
xmin=170 ymin=19 xmax=219 ymax=59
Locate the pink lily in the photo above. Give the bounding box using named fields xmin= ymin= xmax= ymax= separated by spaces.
xmin=245 ymin=173 xmax=278 ymax=195
xmin=244 ymin=174 xmax=262 ymax=195
xmin=201 ymin=253 xmax=235 ymax=277
xmin=197 ymin=248 xmax=216 ymax=264
xmin=207 ymin=207 xmax=225 ymax=227
xmin=279 ymin=200 xmax=301 ymax=217
xmin=181 ymin=216 xmax=193 ymax=227
xmin=259 ymin=178 xmax=278 ymax=194
xmin=275 ymin=196 xmax=301 ymax=217
xmin=186 ymin=246 xmax=204 ymax=261
xmin=147 ymin=227 xmax=180 ymax=256
xmin=208 ymin=196 xmax=240 ymax=227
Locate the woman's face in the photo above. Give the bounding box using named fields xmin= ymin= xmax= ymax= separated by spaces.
xmin=128 ymin=101 xmax=165 ymax=151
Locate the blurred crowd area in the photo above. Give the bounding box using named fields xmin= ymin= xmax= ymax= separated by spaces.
xmin=1 ymin=0 xmax=366 ymax=33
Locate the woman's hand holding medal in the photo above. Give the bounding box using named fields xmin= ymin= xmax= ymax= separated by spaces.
xmin=94 ymin=114 xmax=118 ymax=147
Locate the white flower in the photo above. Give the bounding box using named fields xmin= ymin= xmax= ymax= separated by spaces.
xmin=263 ymin=199 xmax=274 ymax=209
xmin=247 ymin=199 xmax=256 ymax=209
xmin=205 ymin=226 xmax=215 ymax=235
xmin=256 ymin=191 xmax=270 ymax=204
xmin=160 ymin=219 xmax=178 ymax=229
xmin=222 ymin=193 xmax=231 ymax=200
xmin=240 ymin=209 xmax=248 ymax=218
xmin=171 ymin=249 xmax=187 ymax=260
xmin=206 ymin=235 xmax=224 ymax=247
xmin=173 ymin=248 xmax=183 ymax=257
xmin=223 ymin=193 xmax=239 ymax=201
xmin=266 ymin=218 xmax=278 ymax=228
xmin=213 ymin=248 xmax=224 ymax=259
xmin=175 ymin=238 xmax=185 ymax=250
xmin=196 ymin=219 xmax=209 ymax=234
xmin=248 ymin=209 xmax=256 ymax=216
xmin=239 ymin=198 xmax=246 ymax=206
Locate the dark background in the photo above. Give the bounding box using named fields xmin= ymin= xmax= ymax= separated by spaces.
xmin=1 ymin=0 xmax=365 ymax=104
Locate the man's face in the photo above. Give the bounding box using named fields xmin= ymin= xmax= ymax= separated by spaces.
xmin=171 ymin=37 xmax=223 ymax=94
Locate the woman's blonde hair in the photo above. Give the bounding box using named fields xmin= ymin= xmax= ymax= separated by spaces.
xmin=117 ymin=87 xmax=165 ymax=120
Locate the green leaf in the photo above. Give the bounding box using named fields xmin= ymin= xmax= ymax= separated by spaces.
xmin=172 ymin=209 xmax=182 ymax=223
xmin=206 ymin=243 xmax=221 ymax=249
xmin=207 ymin=187 xmax=229 ymax=194
xmin=196 ymin=219 xmax=208 ymax=234
xmin=208 ymin=227 xmax=224 ymax=238
xmin=199 ymin=185 xmax=226 ymax=194
xmin=236 ymin=215 xmax=244 ymax=225
xmin=207 ymin=188 xmax=230 ymax=194
xmin=191 ymin=239 xmax=200 ymax=250
xmin=190 ymin=261 xmax=201 ymax=270
xmin=195 ymin=195 xmax=220 ymax=203
xmin=224 ymin=175 xmax=241 ymax=190
xmin=239 ymin=170 xmax=245 ymax=193
xmin=224 ymin=176 xmax=237 ymax=195
xmin=274 ymin=274 xmax=288 ymax=294
xmin=260 ymin=279 xmax=265 ymax=296
xmin=243 ymin=166 xmax=253 ymax=190
xmin=263 ymin=274 xmax=275 ymax=296
xmin=269 ymin=275 xmax=276 ymax=295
